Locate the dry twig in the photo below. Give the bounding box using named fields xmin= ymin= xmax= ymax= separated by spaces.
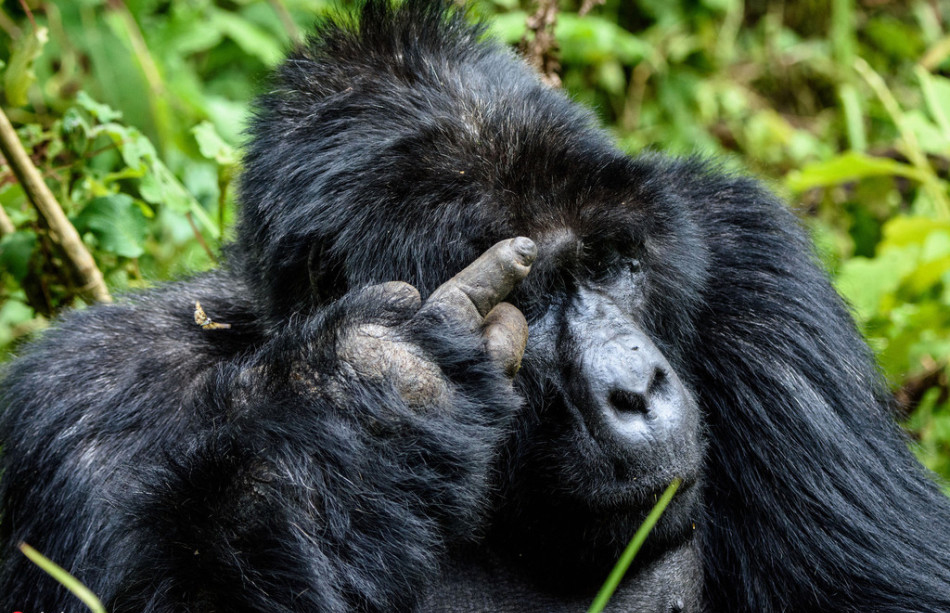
xmin=520 ymin=0 xmax=561 ymax=88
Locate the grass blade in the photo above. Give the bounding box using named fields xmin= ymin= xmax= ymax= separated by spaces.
xmin=587 ymin=478 xmax=682 ymax=613
xmin=19 ymin=542 xmax=106 ymax=613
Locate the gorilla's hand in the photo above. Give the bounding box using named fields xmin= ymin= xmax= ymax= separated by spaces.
xmin=335 ymin=237 xmax=536 ymax=408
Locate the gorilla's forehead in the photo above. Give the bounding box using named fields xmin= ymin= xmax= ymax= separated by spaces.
xmin=235 ymin=4 xmax=708 ymax=322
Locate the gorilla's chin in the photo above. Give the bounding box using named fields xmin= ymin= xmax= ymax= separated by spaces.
xmin=492 ymin=412 xmax=704 ymax=591
xmin=490 ymin=479 xmax=702 ymax=592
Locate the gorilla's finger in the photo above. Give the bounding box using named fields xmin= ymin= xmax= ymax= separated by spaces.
xmin=482 ymin=302 xmax=529 ymax=378
xmin=421 ymin=238 xmax=536 ymax=328
xmin=356 ymin=281 xmax=423 ymax=323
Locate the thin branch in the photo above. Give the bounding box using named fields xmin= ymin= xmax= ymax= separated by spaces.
xmin=579 ymin=0 xmax=605 ymax=17
xmin=520 ymin=0 xmax=561 ymax=88
xmin=185 ymin=211 xmax=217 ymax=263
xmin=15 ymin=0 xmax=37 ymax=31
xmin=0 ymin=106 xmax=112 ymax=303
xmin=0 ymin=204 xmax=13 ymax=237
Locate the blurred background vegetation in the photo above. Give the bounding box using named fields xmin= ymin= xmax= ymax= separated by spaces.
xmin=0 ymin=0 xmax=949 ymax=480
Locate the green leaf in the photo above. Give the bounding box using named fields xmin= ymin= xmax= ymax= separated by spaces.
xmin=3 ymin=26 xmax=49 ymax=107
xmin=916 ymin=69 xmax=950 ymax=143
xmin=192 ymin=121 xmax=239 ymax=166
xmin=904 ymin=110 xmax=950 ymax=156
xmin=786 ymin=152 xmax=928 ymax=192
xmin=557 ymin=16 xmax=651 ymax=65
xmin=0 ymin=299 xmax=35 ymax=350
xmin=0 ymin=231 xmax=37 ymax=282
xmin=62 ymin=107 xmax=92 ymax=154
xmin=701 ymin=0 xmax=738 ymax=12
xmin=486 ymin=11 xmax=528 ymax=43
xmin=836 ymin=250 xmax=917 ymax=320
xmin=75 ymin=91 xmax=124 ymax=123
xmin=210 ymin=9 xmax=284 ymax=66
xmin=73 ymin=194 xmax=148 ymax=258
xmin=880 ymin=217 xmax=950 ymax=250
xmin=100 ymin=123 xmax=156 ymax=172
xmin=90 ymin=119 xmax=220 ymax=240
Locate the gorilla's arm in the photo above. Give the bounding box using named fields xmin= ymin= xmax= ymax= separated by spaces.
xmin=109 ymin=239 xmax=535 ymax=613
xmin=671 ymin=159 xmax=950 ymax=613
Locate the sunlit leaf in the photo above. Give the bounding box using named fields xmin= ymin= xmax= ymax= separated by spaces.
xmin=72 ymin=194 xmax=148 ymax=258
xmin=786 ymin=152 xmax=928 ymax=192
xmin=192 ymin=121 xmax=239 ymax=166
xmin=210 ymin=9 xmax=283 ymax=66
xmin=2 ymin=26 xmax=48 ymax=107
xmin=75 ymin=91 xmax=124 ymax=123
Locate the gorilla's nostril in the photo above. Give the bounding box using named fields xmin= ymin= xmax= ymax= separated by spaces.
xmin=608 ymin=389 xmax=648 ymax=415
xmin=649 ymin=369 xmax=668 ymax=396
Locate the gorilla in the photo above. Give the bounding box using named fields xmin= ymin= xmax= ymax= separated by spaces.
xmin=2 ymin=1 xmax=950 ymax=612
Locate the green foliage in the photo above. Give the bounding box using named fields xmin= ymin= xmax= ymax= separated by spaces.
xmin=0 ymin=0 xmax=949 ymax=477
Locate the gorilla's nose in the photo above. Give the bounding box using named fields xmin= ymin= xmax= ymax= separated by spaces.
xmin=591 ymin=342 xmax=667 ymax=416
xmin=585 ymin=337 xmax=685 ymax=443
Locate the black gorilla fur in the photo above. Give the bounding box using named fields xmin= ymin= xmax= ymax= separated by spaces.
xmin=3 ymin=1 xmax=950 ymax=611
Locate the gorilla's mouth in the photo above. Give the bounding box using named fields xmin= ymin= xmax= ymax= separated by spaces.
xmin=588 ymin=474 xmax=700 ymax=513
xmin=516 ymin=390 xmax=704 ymax=521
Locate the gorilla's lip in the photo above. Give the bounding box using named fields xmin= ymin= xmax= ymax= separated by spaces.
xmin=555 ymin=394 xmax=703 ymax=481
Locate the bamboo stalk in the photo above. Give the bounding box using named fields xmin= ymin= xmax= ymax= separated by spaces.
xmin=0 ymin=106 xmax=111 ymax=303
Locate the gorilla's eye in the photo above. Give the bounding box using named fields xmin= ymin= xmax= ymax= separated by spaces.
xmin=588 ymin=255 xmax=642 ymax=286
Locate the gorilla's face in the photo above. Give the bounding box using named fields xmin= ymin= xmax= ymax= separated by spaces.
xmin=300 ymin=137 xmax=709 ymax=583
xmin=489 ymin=224 xmax=704 ymax=582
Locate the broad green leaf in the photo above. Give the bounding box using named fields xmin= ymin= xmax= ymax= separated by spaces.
xmin=928 ymin=75 xmax=950 ymax=128
xmin=921 ymin=231 xmax=950 ymax=262
xmin=908 ymin=255 xmax=950 ymax=293
xmin=88 ymin=119 xmax=219 ymax=237
xmin=485 ymin=11 xmax=528 ymax=44
xmin=0 ymin=299 xmax=36 ymax=357
xmin=205 ymin=96 xmax=249 ymax=145
xmin=100 ymin=123 xmax=156 ymax=172
xmin=73 ymin=194 xmax=148 ymax=258
xmin=75 ymin=91 xmax=124 ymax=123
xmin=210 ymin=9 xmax=284 ymax=66
xmin=0 ymin=231 xmax=37 ymax=282
xmin=880 ymin=217 xmax=950 ymax=250
xmin=701 ymin=0 xmax=738 ymax=12
xmin=557 ymin=16 xmax=651 ymax=65
xmin=786 ymin=152 xmax=928 ymax=192
xmin=904 ymin=110 xmax=950 ymax=156
xmin=917 ymin=69 xmax=950 ymax=142
xmin=864 ymin=15 xmax=925 ymax=60
xmin=3 ymin=26 xmax=48 ymax=107
xmin=192 ymin=121 xmax=239 ymax=166
xmin=596 ymin=61 xmax=626 ymax=96
xmin=836 ymin=249 xmax=917 ymax=320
